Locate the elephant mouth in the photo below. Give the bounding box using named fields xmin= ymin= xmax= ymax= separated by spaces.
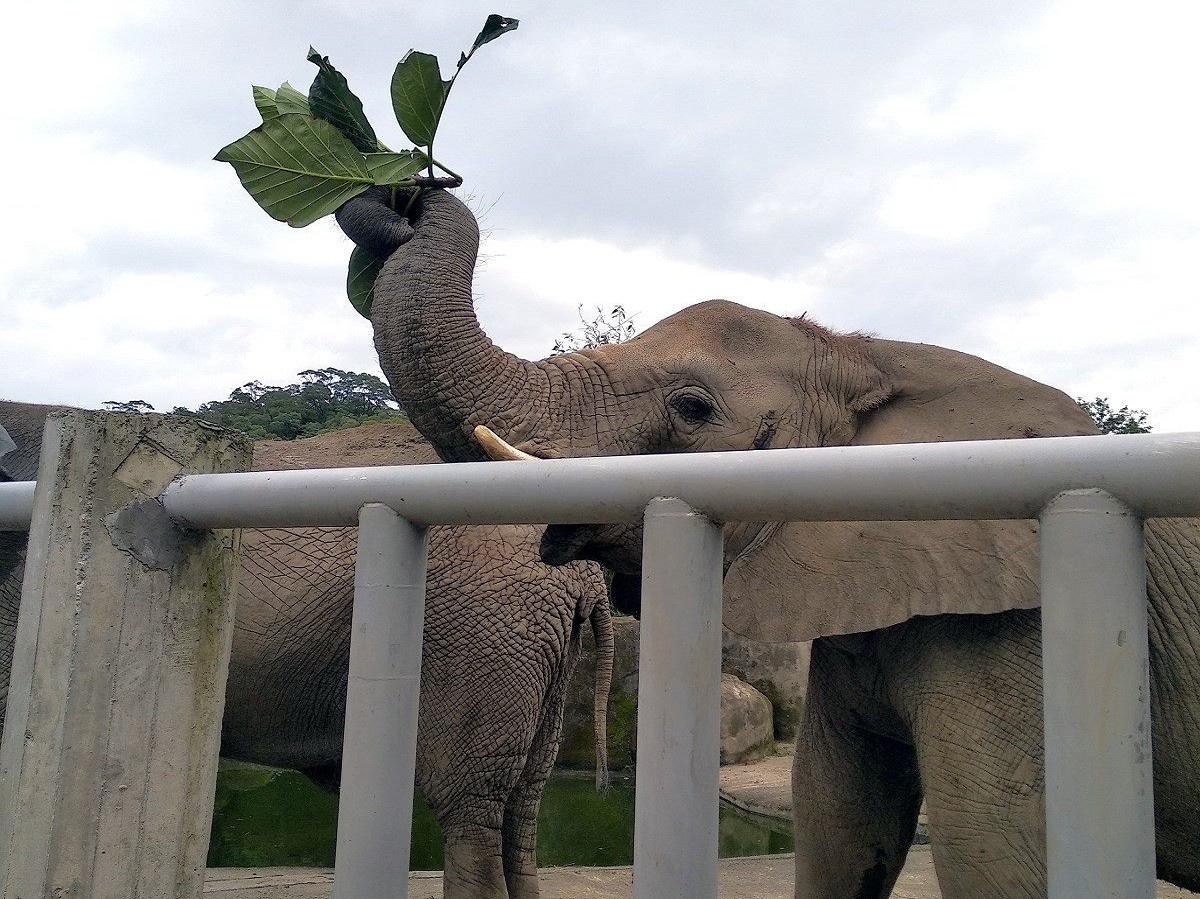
xmin=538 ymin=521 xmax=598 ymax=567
xmin=540 ymin=522 xmax=644 ymax=570
xmin=608 ymin=572 xmax=643 ymax=617
xmin=540 ymin=522 xmax=646 ymax=617
xmin=474 ymin=424 xmax=647 ymax=617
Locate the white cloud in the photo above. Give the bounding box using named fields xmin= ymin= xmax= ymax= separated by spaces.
xmin=474 ymin=231 xmax=826 ymax=359
xmin=1 ymin=269 xmax=377 ymax=411
xmin=875 ymin=165 xmax=1013 ymax=240
xmin=971 ymin=236 xmax=1200 ymax=431
xmin=870 ymin=0 xmax=1200 ymax=223
xmin=7 ymin=0 xmax=152 ymax=125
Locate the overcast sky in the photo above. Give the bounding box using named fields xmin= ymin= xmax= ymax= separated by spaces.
xmin=3 ymin=0 xmax=1197 ymax=430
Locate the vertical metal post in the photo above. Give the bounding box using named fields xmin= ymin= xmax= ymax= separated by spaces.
xmin=633 ymin=497 xmax=724 ymax=899
xmin=1039 ymin=489 xmax=1154 ymax=899
xmin=333 ymin=504 xmax=429 ymax=899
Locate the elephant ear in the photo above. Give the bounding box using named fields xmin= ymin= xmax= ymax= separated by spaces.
xmin=721 ymin=338 xmax=1099 ymax=644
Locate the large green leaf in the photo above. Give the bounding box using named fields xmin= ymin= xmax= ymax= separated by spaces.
xmin=471 ymin=15 xmax=519 ymax=51
xmin=215 ymin=116 xmax=376 ymax=227
xmin=253 ymin=86 xmax=280 ymax=121
xmin=364 ymin=151 xmax=428 ymax=184
xmin=390 ymin=51 xmax=448 ymax=147
xmin=306 ymin=48 xmax=384 ymax=153
xmin=274 ymin=82 xmax=312 ymax=116
xmin=347 ymin=246 xmax=384 ymax=318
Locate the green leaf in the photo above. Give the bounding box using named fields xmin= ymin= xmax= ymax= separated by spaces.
xmin=215 ymin=116 xmax=377 ymax=227
xmin=347 ymin=246 xmax=384 ymax=318
xmin=274 ymin=82 xmax=311 ymax=116
xmin=253 ymin=86 xmax=279 ymax=121
xmin=364 ymin=150 xmax=428 ymax=184
xmin=390 ymin=51 xmax=448 ymax=147
xmin=471 ymin=14 xmax=519 ymax=51
xmin=306 ymin=47 xmax=385 ymax=153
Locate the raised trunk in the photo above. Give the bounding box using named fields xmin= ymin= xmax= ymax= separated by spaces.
xmin=369 ymin=190 xmax=552 ymax=462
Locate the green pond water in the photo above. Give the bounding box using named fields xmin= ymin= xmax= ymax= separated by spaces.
xmin=208 ymin=762 xmax=793 ymax=869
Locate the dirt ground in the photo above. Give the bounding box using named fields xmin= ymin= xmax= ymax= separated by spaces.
xmin=204 ymin=849 xmax=1197 ymax=899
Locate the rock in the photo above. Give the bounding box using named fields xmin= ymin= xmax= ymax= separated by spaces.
xmin=720 ymin=674 xmax=775 ymax=765
xmin=560 ymin=616 xmax=806 ymax=770
xmin=721 ymin=629 xmax=809 ymax=741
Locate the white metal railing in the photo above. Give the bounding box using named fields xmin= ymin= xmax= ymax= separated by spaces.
xmin=2 ymin=430 xmax=1199 ymax=899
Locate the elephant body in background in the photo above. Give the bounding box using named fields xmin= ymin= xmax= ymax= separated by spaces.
xmin=332 ymin=186 xmax=1200 ymax=898
xmin=0 ymin=402 xmax=613 ymax=899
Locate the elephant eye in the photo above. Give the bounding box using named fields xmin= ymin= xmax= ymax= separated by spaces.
xmin=670 ymin=393 xmax=715 ymax=424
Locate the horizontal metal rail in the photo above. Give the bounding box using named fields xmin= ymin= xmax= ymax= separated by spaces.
xmin=4 ymin=433 xmax=1199 ymax=532
xmin=0 ymin=482 xmax=34 ymax=530
xmin=167 ymin=431 xmax=1199 ymax=528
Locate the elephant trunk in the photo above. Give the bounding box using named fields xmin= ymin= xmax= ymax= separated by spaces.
xmin=367 ymin=190 xmax=554 ymax=462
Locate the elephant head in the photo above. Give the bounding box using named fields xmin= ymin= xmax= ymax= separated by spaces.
xmin=337 ymin=189 xmax=1100 ymax=642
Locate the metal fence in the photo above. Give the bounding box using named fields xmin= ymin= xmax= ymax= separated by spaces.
xmin=2 ymin=428 xmax=1199 ymax=899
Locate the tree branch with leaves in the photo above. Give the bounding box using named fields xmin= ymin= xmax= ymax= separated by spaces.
xmin=216 ymin=15 xmax=519 ymax=318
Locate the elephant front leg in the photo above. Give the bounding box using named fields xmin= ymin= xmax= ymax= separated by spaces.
xmin=793 ymin=643 xmax=922 ymax=899
xmin=899 ymin=612 xmax=1047 ymax=899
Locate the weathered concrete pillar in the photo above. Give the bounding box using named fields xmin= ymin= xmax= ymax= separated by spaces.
xmin=0 ymin=411 xmax=250 ymax=899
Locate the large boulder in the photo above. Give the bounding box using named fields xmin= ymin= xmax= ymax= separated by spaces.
xmin=719 ymin=674 xmax=774 ymax=764
xmin=721 ymin=629 xmax=810 ymax=741
xmin=560 ymin=617 xmax=806 ymax=770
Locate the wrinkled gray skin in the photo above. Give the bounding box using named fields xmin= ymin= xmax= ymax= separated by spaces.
xmin=335 ymin=186 xmax=1200 ymax=898
xmin=0 ymin=402 xmax=612 ymax=899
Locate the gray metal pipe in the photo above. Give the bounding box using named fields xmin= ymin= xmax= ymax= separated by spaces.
xmin=0 ymin=482 xmax=34 ymax=530
xmin=1039 ymin=490 xmax=1155 ymax=899
xmin=333 ymin=504 xmax=429 ymax=899
xmin=155 ymin=432 xmax=1200 ymax=529
xmin=633 ymin=498 xmax=724 ymax=899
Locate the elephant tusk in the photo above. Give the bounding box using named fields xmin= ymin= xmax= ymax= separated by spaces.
xmin=473 ymin=425 xmax=540 ymax=462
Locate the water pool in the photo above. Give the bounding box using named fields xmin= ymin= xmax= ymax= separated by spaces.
xmin=208 ymin=762 xmax=792 ymax=869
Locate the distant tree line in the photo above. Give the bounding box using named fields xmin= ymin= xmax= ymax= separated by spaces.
xmin=1075 ymin=397 xmax=1151 ymax=434
xmin=104 ymin=368 xmax=405 ymax=441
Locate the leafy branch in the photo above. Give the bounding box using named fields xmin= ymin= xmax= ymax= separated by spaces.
xmin=215 ymin=14 xmax=519 ymax=317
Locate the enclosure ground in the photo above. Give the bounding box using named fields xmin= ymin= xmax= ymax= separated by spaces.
xmin=718 ymin=744 xmax=794 ymax=818
xmin=203 ymin=849 xmax=1197 ymax=899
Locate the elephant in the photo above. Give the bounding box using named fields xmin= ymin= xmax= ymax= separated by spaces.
xmin=0 ymin=400 xmax=613 ymax=899
xmin=332 ymin=185 xmax=1200 ymax=898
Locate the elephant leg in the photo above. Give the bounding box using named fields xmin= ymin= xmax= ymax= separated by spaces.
xmin=500 ymin=726 xmax=556 ymax=899
xmin=442 ymin=817 xmax=508 ymax=899
xmin=890 ymin=611 xmax=1046 ymax=899
xmin=501 ymin=655 xmax=576 ymax=899
xmin=793 ymin=639 xmax=921 ymax=899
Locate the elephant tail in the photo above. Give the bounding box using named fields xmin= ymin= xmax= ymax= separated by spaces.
xmin=590 ymin=592 xmax=614 ymax=794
